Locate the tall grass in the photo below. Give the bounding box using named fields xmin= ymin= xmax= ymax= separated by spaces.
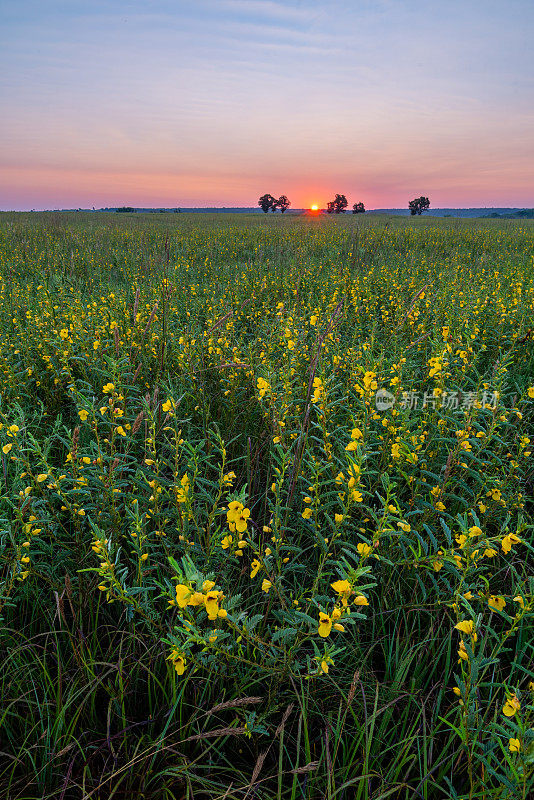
xmin=0 ymin=211 xmax=533 ymax=799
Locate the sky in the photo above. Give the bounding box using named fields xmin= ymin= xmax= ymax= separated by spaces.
xmin=1 ymin=0 xmax=533 ymax=210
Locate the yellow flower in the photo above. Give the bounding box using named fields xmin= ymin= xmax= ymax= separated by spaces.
xmin=318 ymin=612 xmax=332 ymax=638
xmin=78 ymin=409 xmax=89 ymax=421
xmin=257 ymin=377 xmax=270 ymax=397
xmin=102 ymin=382 xmax=115 ymax=394
xmin=502 ymin=695 xmax=521 ymax=717
xmin=457 ymin=640 xmax=469 ymax=662
xmin=351 ymin=427 xmax=363 ymax=440
xmin=488 ymin=595 xmax=506 ymax=612
xmin=167 ymin=648 xmax=186 ymax=675
xmin=334 ymin=514 xmax=344 ymax=524
xmin=331 ymin=579 xmax=351 ymax=606
xmin=227 ymin=501 xmax=250 ymax=532
xmin=302 ymin=508 xmax=313 ymax=519
xmin=221 ymin=535 xmax=233 ymax=550
xmin=222 ymin=471 xmax=236 ymax=487
xmin=175 ymin=584 xmax=193 ymax=608
xmin=509 ymin=738 xmax=521 ymax=753
xmin=331 ymin=579 xmax=351 ymax=595
xmin=454 ymin=620 xmax=475 ymax=636
xmin=528 ymin=386 xmax=534 ymax=399
xmin=261 ymin=579 xmax=272 ymax=594
xmin=468 ymin=525 xmax=483 ymax=537
xmin=36 ymin=473 xmax=48 ymax=483
xmin=202 ymin=580 xmax=215 ymax=592
xmin=513 ymin=595 xmax=525 ymax=608
xmin=397 ymin=521 xmax=411 ymax=532
xmin=188 ymin=592 xmax=205 ymax=607
xmin=116 ymin=426 xmax=126 ymax=436
xmin=351 ymin=490 xmax=363 ymax=503
xmin=162 ymin=399 xmax=174 ymax=412
xmin=501 ymin=533 xmax=521 ymax=554
xmin=175 ymin=473 xmax=190 ymax=504
xmin=348 ymin=465 xmax=360 ymax=484
xmin=250 ymin=559 xmax=261 ymax=578
xmin=2 ymin=443 xmax=12 ymax=454
xmin=391 ymin=443 xmax=401 ymax=458
xmin=353 ymin=595 xmax=369 ymax=606
xmin=204 ymin=590 xmax=222 ymax=620
xmin=357 ymin=542 xmax=372 ymax=558
xmin=59 ymin=328 xmax=69 ymax=339
xmin=345 ymin=440 xmax=358 ymax=452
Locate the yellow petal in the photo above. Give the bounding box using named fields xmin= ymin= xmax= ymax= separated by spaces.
xmin=353 ymin=595 xmax=369 ymax=606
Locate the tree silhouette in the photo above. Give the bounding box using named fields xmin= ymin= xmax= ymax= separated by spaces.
xmin=258 ymin=194 xmax=276 ymax=213
xmin=276 ymin=195 xmax=290 ymax=213
xmin=327 ymin=194 xmax=348 ymax=214
xmin=352 ymin=202 xmax=365 ymax=214
xmin=408 ymin=196 xmax=430 ymax=216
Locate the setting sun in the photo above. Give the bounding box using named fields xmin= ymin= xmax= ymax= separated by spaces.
xmin=311 ymin=204 xmax=319 ymax=211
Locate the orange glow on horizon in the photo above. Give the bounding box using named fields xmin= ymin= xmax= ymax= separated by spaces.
xmin=311 ymin=204 xmax=319 ymax=211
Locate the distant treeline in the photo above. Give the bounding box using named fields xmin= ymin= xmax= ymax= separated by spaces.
xmin=33 ymin=207 xmax=534 ymax=218
xmin=483 ymin=209 xmax=534 ymax=219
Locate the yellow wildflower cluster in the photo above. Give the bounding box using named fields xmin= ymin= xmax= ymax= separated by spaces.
xmin=173 ymin=580 xmax=228 ymax=622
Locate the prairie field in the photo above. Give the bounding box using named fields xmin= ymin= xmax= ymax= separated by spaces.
xmin=0 ymin=211 xmax=533 ymax=799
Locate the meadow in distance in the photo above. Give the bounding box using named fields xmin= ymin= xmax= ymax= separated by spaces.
xmin=0 ymin=210 xmax=533 ymax=799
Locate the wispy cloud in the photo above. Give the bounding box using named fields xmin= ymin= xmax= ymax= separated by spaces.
xmin=216 ymin=0 xmax=312 ymax=23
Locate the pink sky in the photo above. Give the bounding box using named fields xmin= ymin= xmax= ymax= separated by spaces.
xmin=1 ymin=0 xmax=533 ymax=210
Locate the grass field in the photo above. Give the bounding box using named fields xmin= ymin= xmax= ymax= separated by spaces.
xmin=0 ymin=211 xmax=533 ymax=799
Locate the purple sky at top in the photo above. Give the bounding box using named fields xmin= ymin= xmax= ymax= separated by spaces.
xmin=1 ymin=0 xmax=533 ymax=210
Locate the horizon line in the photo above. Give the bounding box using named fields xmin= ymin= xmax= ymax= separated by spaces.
xmin=2 ymin=205 xmax=533 ymax=213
